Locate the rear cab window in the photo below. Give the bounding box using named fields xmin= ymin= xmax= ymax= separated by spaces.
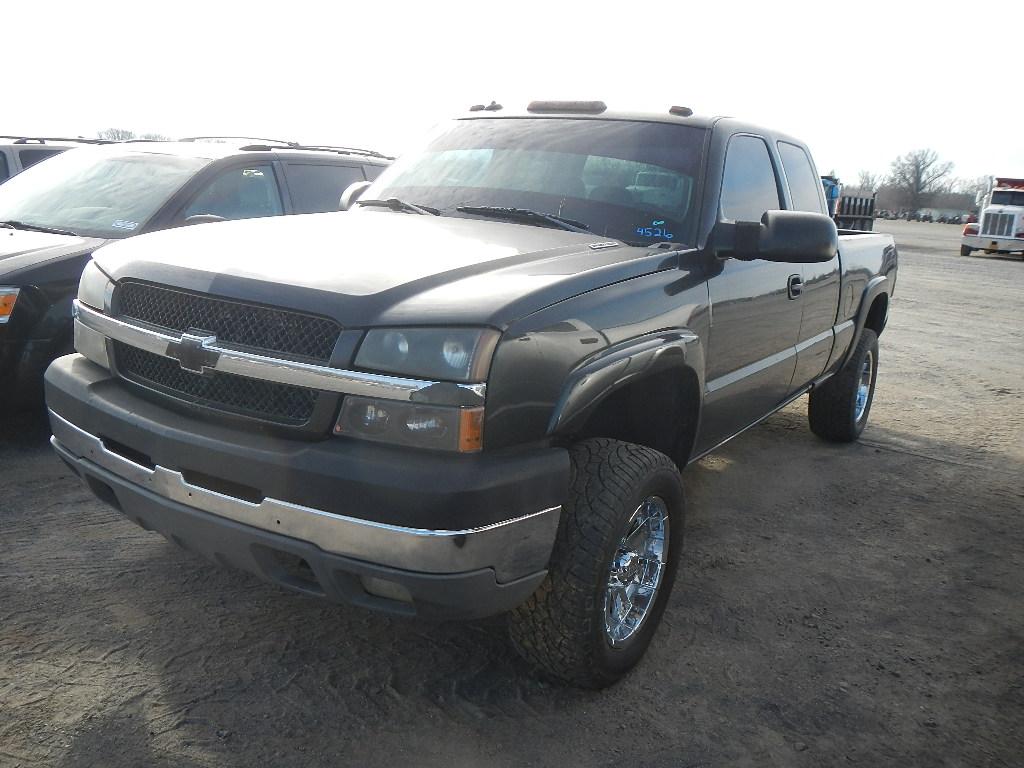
xmin=778 ymin=141 xmax=825 ymax=214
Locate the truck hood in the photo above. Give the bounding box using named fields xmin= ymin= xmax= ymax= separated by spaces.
xmin=94 ymin=212 xmax=678 ymax=328
xmin=0 ymin=228 xmax=109 ymax=281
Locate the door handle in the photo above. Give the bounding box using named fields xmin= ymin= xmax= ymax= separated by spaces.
xmin=787 ymin=274 xmax=803 ymax=300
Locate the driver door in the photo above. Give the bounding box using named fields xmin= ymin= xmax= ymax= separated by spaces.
xmin=696 ymin=134 xmax=803 ymax=453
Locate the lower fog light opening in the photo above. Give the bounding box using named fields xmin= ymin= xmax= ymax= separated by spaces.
xmin=360 ymin=576 xmax=414 ymax=603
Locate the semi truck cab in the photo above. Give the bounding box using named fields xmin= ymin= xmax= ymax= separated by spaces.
xmin=961 ymin=178 xmax=1024 ymax=257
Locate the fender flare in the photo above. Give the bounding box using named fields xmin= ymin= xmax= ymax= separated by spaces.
xmin=546 ymin=328 xmax=705 ymax=443
xmin=843 ymin=274 xmax=890 ymax=367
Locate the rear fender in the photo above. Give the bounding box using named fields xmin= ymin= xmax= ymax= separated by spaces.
xmin=842 ymin=274 xmax=890 ymax=368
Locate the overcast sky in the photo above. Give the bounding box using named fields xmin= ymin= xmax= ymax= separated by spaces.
xmin=7 ymin=1 xmax=1023 ymax=184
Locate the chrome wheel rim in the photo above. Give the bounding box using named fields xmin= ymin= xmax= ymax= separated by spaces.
xmin=604 ymin=496 xmax=670 ymax=647
xmin=855 ymin=350 xmax=874 ymax=423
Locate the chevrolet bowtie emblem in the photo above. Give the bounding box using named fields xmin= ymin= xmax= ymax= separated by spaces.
xmin=166 ymin=332 xmax=220 ymax=375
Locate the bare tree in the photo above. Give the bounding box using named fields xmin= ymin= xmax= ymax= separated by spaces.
xmin=96 ymin=127 xmax=137 ymax=141
xmin=886 ymin=149 xmax=954 ymax=210
xmin=954 ymin=175 xmax=994 ymax=208
xmin=857 ymin=171 xmax=881 ymax=193
xmin=95 ymin=128 xmax=170 ymax=142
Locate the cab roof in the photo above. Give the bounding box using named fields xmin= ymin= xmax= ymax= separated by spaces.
xmin=457 ymin=102 xmax=810 ymax=150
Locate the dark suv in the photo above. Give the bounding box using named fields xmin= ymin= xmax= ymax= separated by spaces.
xmin=0 ymin=138 xmax=390 ymax=407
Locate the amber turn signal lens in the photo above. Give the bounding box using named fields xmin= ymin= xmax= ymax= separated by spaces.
xmin=458 ymin=408 xmax=484 ymax=453
xmin=0 ymin=289 xmax=20 ymax=323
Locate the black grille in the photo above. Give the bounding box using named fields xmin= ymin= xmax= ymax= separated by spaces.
xmin=116 ymin=281 xmax=341 ymax=362
xmin=114 ymin=342 xmax=318 ymax=425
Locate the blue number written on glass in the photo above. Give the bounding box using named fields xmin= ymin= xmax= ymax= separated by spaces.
xmin=635 ymin=221 xmax=674 ymax=240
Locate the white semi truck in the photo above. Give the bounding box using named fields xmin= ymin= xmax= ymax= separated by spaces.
xmin=961 ymin=178 xmax=1024 ymax=257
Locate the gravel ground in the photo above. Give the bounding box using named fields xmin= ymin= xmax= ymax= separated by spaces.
xmin=1 ymin=220 xmax=1022 ymax=767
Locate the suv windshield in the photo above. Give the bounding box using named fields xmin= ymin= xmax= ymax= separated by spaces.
xmin=0 ymin=147 xmax=211 ymax=238
xmin=364 ymin=118 xmax=706 ymax=246
xmin=990 ymin=190 xmax=1024 ymax=207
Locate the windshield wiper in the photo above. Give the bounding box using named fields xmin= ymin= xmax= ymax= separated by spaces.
xmin=455 ymin=206 xmax=590 ymax=233
xmin=356 ymin=198 xmax=440 ymax=216
xmin=0 ymin=220 xmax=80 ymax=237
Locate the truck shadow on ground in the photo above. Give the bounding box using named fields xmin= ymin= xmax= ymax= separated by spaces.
xmin=26 ymin=402 xmax=1021 ymax=767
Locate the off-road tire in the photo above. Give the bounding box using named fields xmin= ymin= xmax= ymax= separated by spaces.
xmin=808 ymin=328 xmax=879 ymax=442
xmin=960 ymin=245 xmax=973 ymax=257
xmin=508 ymin=438 xmax=684 ymax=689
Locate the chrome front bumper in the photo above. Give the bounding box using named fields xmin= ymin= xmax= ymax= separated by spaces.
xmin=962 ymin=235 xmax=1024 ymax=252
xmin=50 ymin=410 xmax=560 ymax=583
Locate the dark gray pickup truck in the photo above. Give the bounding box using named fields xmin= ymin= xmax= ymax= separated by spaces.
xmin=45 ymin=102 xmax=897 ymax=688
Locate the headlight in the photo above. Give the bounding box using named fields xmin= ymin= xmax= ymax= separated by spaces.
xmin=0 ymin=287 xmax=19 ymax=324
xmin=334 ymin=396 xmax=484 ymax=453
xmin=78 ymin=260 xmax=114 ymax=311
xmin=355 ymin=327 xmax=499 ymax=382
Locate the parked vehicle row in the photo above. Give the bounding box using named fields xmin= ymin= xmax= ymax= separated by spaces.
xmin=0 ymin=138 xmax=391 ymax=408
xmin=43 ymin=102 xmax=898 ymax=687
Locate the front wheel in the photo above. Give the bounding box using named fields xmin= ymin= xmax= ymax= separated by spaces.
xmin=509 ymin=438 xmax=684 ymax=689
xmin=960 ymin=245 xmax=973 ymax=257
xmin=808 ymin=328 xmax=879 ymax=442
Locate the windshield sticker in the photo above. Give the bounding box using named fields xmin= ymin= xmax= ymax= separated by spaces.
xmin=111 ymin=219 xmax=139 ymax=231
xmin=635 ymin=219 xmax=674 ymax=240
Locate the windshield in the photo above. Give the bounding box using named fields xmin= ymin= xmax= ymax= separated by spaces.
xmin=990 ymin=190 xmax=1024 ymax=207
xmin=0 ymin=147 xmax=212 ymax=238
xmin=364 ymin=118 xmax=706 ymax=246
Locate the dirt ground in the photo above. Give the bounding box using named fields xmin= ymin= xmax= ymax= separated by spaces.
xmin=1 ymin=220 xmax=1022 ymax=767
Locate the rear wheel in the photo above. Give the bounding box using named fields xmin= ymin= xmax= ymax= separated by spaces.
xmin=509 ymin=438 xmax=684 ymax=689
xmin=808 ymin=328 xmax=879 ymax=442
xmin=960 ymin=245 xmax=973 ymax=257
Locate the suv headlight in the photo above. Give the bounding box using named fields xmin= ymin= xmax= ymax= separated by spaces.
xmin=0 ymin=287 xmax=19 ymax=324
xmin=78 ymin=260 xmax=114 ymax=311
xmin=355 ymin=327 xmax=499 ymax=382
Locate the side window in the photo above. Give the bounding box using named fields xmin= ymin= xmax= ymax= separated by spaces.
xmin=19 ymin=148 xmax=63 ymax=170
xmin=363 ymin=164 xmax=386 ymax=182
xmin=184 ymin=164 xmax=283 ymax=221
xmin=720 ymin=135 xmax=781 ymax=222
xmin=0 ymin=152 xmax=9 ymax=183
xmin=285 ymin=163 xmax=366 ymax=214
xmin=778 ymin=142 xmax=825 ymax=214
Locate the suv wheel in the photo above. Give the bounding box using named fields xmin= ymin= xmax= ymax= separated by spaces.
xmin=509 ymin=438 xmax=684 ymax=689
xmin=808 ymin=328 xmax=879 ymax=442
xmin=960 ymin=245 xmax=973 ymax=257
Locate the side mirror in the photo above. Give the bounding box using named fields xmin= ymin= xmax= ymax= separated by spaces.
xmin=715 ymin=210 xmax=838 ymax=263
xmin=339 ymin=180 xmax=372 ymax=211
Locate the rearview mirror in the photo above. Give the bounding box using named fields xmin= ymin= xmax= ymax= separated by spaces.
xmin=339 ymin=180 xmax=372 ymax=211
xmin=715 ymin=210 xmax=838 ymax=263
